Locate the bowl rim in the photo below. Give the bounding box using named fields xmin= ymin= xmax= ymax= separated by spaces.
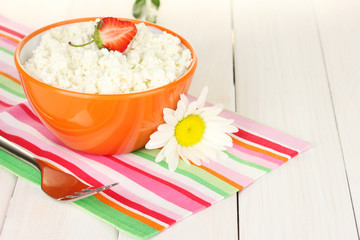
xmin=14 ymin=17 xmax=198 ymax=99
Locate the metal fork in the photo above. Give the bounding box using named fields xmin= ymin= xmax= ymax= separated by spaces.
xmin=0 ymin=135 xmax=118 ymax=202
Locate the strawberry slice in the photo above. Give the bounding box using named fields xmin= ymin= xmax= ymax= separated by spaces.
xmin=69 ymin=17 xmax=137 ymax=53
xmin=94 ymin=17 xmax=137 ymax=52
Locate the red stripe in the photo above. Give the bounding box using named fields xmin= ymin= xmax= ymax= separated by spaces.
xmin=107 ymin=155 xmax=211 ymax=209
xmin=0 ymin=130 xmax=176 ymax=225
xmin=233 ymin=129 xmax=298 ymax=157
xmin=0 ymin=25 xmax=25 ymax=39
xmin=0 ymin=100 xmax=12 ymax=108
xmin=18 ymin=103 xmax=42 ymax=123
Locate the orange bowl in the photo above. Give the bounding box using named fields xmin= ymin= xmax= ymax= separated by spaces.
xmin=14 ymin=17 xmax=197 ymax=155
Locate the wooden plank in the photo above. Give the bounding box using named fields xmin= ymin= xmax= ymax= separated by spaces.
xmin=0 ymin=1 xmax=131 ymax=239
xmin=313 ymin=0 xmax=360 ymax=233
xmin=0 ymin=169 xmax=17 ymax=232
xmin=232 ymin=0 xmax=358 ymax=239
xmin=0 ymin=0 xmax=72 ymax=29
xmin=156 ymin=0 xmax=236 ymax=110
xmin=118 ymin=0 xmax=238 ymax=239
xmin=0 ymin=0 xmax=238 ymax=239
xmin=0 ymin=178 xmax=118 ymax=240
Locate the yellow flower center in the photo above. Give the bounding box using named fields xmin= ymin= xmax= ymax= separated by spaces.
xmin=174 ymin=114 xmax=206 ymax=147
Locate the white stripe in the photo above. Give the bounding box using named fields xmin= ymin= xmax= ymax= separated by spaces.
xmin=124 ymin=153 xmax=224 ymax=202
xmin=0 ymin=87 xmax=26 ymax=104
xmin=0 ymin=94 xmax=17 ymax=106
xmin=234 ymin=123 xmax=300 ymax=153
xmin=1 ymin=113 xmax=192 ymax=218
xmin=230 ymin=133 xmax=291 ymax=160
xmin=219 ymin=154 xmax=267 ymax=180
xmin=98 ymin=192 xmax=170 ymax=228
xmin=0 ymin=49 xmax=15 ymax=66
xmin=2 ymin=116 xmax=169 ymax=227
xmin=2 ymin=22 xmax=31 ymax=36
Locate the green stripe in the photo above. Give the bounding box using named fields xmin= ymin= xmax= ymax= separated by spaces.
xmin=225 ymin=151 xmax=271 ymax=172
xmin=133 ymin=149 xmax=237 ymax=197
xmin=0 ymin=150 xmax=158 ymax=239
xmin=0 ymin=46 xmax=14 ymax=56
xmin=75 ymin=197 xmax=159 ymax=240
xmin=0 ymin=149 xmax=40 ymax=185
xmin=0 ymin=75 xmax=26 ymax=98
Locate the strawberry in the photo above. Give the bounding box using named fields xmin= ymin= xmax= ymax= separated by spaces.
xmin=69 ymin=17 xmax=137 ymax=53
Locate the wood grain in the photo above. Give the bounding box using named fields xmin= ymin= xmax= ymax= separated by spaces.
xmin=233 ymin=0 xmax=358 ymax=239
xmin=0 ymin=178 xmax=118 ymax=240
xmin=0 ymin=0 xmax=237 ymax=239
xmin=0 ymin=169 xmax=17 ymax=232
xmin=313 ymin=0 xmax=360 ymax=233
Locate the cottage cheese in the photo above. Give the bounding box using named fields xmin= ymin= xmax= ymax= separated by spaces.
xmin=24 ymin=21 xmax=192 ymax=94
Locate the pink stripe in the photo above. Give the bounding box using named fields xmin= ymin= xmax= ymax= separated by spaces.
xmin=0 ymin=35 xmax=18 ymax=47
xmin=9 ymin=105 xmax=210 ymax=205
xmin=221 ymin=109 xmax=310 ymax=152
xmin=0 ymin=100 xmax=12 ymax=108
xmin=119 ymin=154 xmax=217 ymax=204
xmin=233 ymin=128 xmax=298 ymax=157
xmin=0 ymin=25 xmax=25 ymax=39
xmin=0 ymin=60 xmax=19 ymax=79
xmin=0 ymin=126 xmax=177 ymax=225
xmin=0 ymin=15 xmax=32 ymax=35
xmin=0 ymin=38 xmax=16 ymax=52
xmin=232 ymin=141 xmax=285 ymax=166
xmin=8 ymin=104 xmax=227 ymax=207
xmin=0 ymin=114 xmax=184 ymax=221
xmin=186 ymin=95 xmax=309 ymax=153
xmin=202 ymin=160 xmax=254 ymax=188
xmin=108 ymin=155 xmax=209 ymax=212
xmin=7 ymin=105 xmax=211 ymax=213
xmin=226 ymin=146 xmax=280 ymax=170
xmin=0 ymin=102 xmax=11 ymax=112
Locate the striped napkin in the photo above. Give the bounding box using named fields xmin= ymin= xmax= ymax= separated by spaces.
xmin=0 ymin=15 xmax=310 ymax=239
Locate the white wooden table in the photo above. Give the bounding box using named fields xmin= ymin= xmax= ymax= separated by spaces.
xmin=1 ymin=0 xmax=360 ymax=239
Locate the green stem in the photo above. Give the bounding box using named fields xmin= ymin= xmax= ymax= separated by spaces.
xmin=68 ymin=39 xmax=95 ymax=47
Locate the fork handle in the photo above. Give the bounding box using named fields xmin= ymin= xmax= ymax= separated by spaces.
xmin=0 ymin=135 xmax=41 ymax=171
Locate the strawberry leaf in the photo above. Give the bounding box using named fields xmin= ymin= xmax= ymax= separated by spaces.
xmin=133 ymin=0 xmax=146 ymax=18
xmin=151 ymin=0 xmax=160 ymax=9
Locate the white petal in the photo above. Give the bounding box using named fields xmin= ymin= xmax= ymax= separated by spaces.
xmin=221 ymin=124 xmax=238 ymax=133
xmin=204 ymin=116 xmax=234 ymax=125
xmin=157 ymin=124 xmax=174 ymax=132
xmin=202 ymin=134 xmax=227 ymax=151
xmin=200 ymin=107 xmax=223 ymax=118
xmin=195 ymin=141 xmax=217 ymax=161
xmin=163 ymin=108 xmax=177 ymax=125
xmin=205 ymin=129 xmax=233 ymax=147
xmin=180 ymin=94 xmax=189 ymax=108
xmin=204 ymin=122 xmax=238 ymax=133
xmin=222 ymin=133 xmax=234 ymax=147
xmin=185 ymin=101 xmax=198 ymax=117
xmin=155 ymin=147 xmax=166 ymax=162
xmin=164 ymin=137 xmax=178 ymax=156
xmin=168 ymin=154 xmax=179 ymax=171
xmin=155 ymin=137 xmax=177 ymax=162
xmin=166 ymin=143 xmax=180 ymax=171
xmin=177 ymin=145 xmax=191 ymax=165
xmin=196 ymin=86 xmax=208 ymax=108
xmin=175 ymin=103 xmax=186 ymax=120
xmin=184 ymin=146 xmax=201 ymax=165
xmin=145 ymin=130 xmax=174 ymax=149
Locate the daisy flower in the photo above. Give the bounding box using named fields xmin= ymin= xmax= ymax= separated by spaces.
xmin=145 ymin=87 xmax=238 ymax=171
